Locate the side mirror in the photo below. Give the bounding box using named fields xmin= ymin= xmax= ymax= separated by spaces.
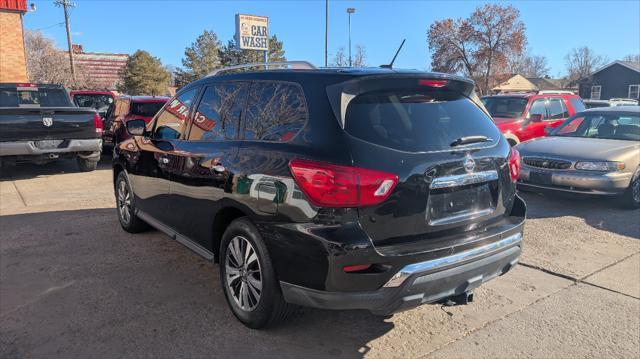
xmin=126 ymin=119 xmax=146 ymax=136
xmin=529 ymin=114 xmax=543 ymax=123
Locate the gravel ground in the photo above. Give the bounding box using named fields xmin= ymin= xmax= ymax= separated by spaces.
xmin=1 ymin=159 xmax=638 ymax=358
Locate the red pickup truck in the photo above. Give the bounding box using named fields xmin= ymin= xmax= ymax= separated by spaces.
xmin=481 ymin=92 xmax=586 ymax=145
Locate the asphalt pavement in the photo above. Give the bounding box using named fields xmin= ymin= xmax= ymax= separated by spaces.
xmin=1 ymin=158 xmax=638 ymax=358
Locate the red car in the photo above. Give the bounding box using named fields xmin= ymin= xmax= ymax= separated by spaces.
xmin=481 ymin=92 xmax=586 ymax=145
xmin=103 ymin=96 xmax=169 ymax=147
xmin=70 ymin=90 xmax=115 ymax=119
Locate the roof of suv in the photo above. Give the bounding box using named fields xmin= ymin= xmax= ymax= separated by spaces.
xmin=188 ymin=67 xmax=475 ymax=88
xmin=484 ymin=92 xmax=579 ymax=99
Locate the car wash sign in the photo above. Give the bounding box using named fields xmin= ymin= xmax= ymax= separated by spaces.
xmin=235 ymin=14 xmax=269 ymax=51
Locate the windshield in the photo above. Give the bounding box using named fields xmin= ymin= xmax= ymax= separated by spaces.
xmin=0 ymin=87 xmax=72 ymax=107
xmin=481 ymin=97 xmax=529 ymax=118
xmin=73 ymin=94 xmax=114 ymax=113
xmin=552 ymin=112 xmax=640 ymax=141
xmin=130 ymin=101 xmax=165 ymax=117
xmin=345 ymin=89 xmax=500 ymax=152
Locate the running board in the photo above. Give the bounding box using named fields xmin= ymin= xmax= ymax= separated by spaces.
xmin=135 ymin=209 xmax=215 ymax=261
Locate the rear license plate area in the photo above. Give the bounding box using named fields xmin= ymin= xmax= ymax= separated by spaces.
xmin=34 ymin=140 xmax=63 ymax=149
xmin=427 ymin=183 xmax=496 ymax=225
xmin=529 ymin=171 xmax=552 ymax=185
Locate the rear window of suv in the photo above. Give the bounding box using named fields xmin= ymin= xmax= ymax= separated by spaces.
xmin=345 ymin=89 xmax=500 ymax=152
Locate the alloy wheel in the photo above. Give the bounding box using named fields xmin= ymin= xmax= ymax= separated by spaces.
xmin=225 ymin=235 xmax=262 ymax=311
xmin=117 ymin=180 xmax=131 ymax=225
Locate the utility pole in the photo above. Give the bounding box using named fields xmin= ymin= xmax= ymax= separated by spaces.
xmin=55 ymin=0 xmax=76 ymax=80
xmin=324 ymin=0 xmax=328 ymax=67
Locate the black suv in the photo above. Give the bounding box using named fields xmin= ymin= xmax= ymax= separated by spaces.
xmin=112 ymin=65 xmax=526 ymax=329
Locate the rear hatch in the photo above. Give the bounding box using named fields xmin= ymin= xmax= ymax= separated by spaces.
xmin=327 ymin=75 xmax=516 ymax=248
xmin=0 ymin=84 xmax=98 ymax=142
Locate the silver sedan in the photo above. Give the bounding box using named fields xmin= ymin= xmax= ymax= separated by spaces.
xmin=515 ymin=106 xmax=640 ymax=208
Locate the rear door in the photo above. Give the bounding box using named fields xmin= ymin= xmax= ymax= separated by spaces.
xmin=329 ymin=77 xmax=515 ymax=248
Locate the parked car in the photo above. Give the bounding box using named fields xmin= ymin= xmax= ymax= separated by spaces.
xmin=481 ymin=92 xmax=585 ymax=145
xmin=113 ymin=64 xmax=526 ymax=329
xmin=516 ymin=106 xmax=640 ymax=208
xmin=0 ymin=83 xmax=102 ymax=171
xmin=609 ymin=98 xmax=639 ymax=107
xmin=102 ymin=95 xmax=168 ymax=148
xmin=584 ymin=99 xmax=611 ymax=109
xmin=70 ymin=90 xmax=114 ymax=119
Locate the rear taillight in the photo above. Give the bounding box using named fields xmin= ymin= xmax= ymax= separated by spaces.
xmin=93 ymin=112 xmax=103 ymax=134
xmin=508 ymin=148 xmax=521 ymax=182
xmin=288 ymin=159 xmax=398 ymax=208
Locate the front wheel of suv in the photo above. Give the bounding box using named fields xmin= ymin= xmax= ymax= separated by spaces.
xmin=115 ymin=171 xmax=149 ymax=233
xmin=219 ymin=217 xmax=294 ymax=329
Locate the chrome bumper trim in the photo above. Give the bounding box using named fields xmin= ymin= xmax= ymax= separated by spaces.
xmin=430 ymin=170 xmax=499 ymax=189
xmin=383 ymin=232 xmax=523 ymax=288
xmin=0 ymin=139 xmax=102 ymax=156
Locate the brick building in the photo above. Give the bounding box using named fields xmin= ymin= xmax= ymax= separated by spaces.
xmin=72 ymin=44 xmax=128 ymax=90
xmin=0 ymin=0 xmax=28 ymax=83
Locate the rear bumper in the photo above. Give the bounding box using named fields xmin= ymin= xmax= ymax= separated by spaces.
xmin=519 ymin=166 xmax=632 ymax=195
xmin=0 ymin=139 xmax=102 ymax=157
xmin=281 ymin=232 xmax=522 ymax=315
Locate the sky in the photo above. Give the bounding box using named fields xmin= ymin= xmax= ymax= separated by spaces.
xmin=22 ymin=0 xmax=640 ymax=77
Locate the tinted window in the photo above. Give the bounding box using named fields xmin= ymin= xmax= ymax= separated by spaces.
xmin=130 ymin=101 xmax=166 ymax=117
xmin=189 ymin=83 xmax=248 ymax=141
xmin=242 ymin=82 xmax=308 ymax=142
xmin=546 ymin=98 xmax=569 ymax=119
xmin=481 ymin=97 xmax=528 ymax=118
xmin=0 ymin=88 xmax=71 ymax=107
xmin=153 ymin=88 xmax=199 ymax=140
xmin=345 ymin=89 xmax=501 ymax=152
xmin=553 ymin=113 xmax=640 ymax=141
xmin=528 ymin=99 xmax=547 ymax=119
xmin=570 ymin=97 xmax=586 ymax=112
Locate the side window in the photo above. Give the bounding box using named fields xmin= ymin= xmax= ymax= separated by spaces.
xmin=189 ymin=83 xmax=248 ymax=141
xmin=569 ymin=98 xmax=586 ymax=113
xmin=546 ymin=98 xmax=569 ymax=120
xmin=242 ymin=82 xmax=308 ymax=142
xmin=528 ymin=99 xmax=547 ymax=119
xmin=153 ymin=88 xmax=199 ymax=140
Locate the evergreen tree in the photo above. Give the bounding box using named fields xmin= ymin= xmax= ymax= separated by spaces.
xmin=219 ymin=34 xmax=286 ymax=66
xmin=119 ymin=50 xmax=170 ymax=96
xmin=182 ymin=30 xmax=223 ymax=78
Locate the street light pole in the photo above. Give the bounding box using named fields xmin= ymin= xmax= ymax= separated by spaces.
xmin=324 ymin=0 xmax=328 ymax=67
xmin=347 ymin=7 xmax=355 ymax=67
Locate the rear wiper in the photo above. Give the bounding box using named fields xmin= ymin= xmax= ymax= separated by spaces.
xmin=450 ymin=135 xmax=493 ymax=147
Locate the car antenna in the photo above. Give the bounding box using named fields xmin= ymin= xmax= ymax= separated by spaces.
xmin=380 ymin=39 xmax=406 ymax=69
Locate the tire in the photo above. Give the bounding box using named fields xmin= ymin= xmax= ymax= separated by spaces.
xmin=219 ymin=217 xmax=294 ymax=329
xmin=115 ymin=171 xmax=149 ymax=233
xmin=621 ymin=175 xmax=640 ymax=209
xmin=77 ymin=157 xmax=98 ymax=172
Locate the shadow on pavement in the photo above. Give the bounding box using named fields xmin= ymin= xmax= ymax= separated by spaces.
xmin=0 ymin=208 xmax=393 ymax=358
xmin=0 ymin=154 xmax=112 ymax=181
xmin=518 ymin=190 xmax=640 ymax=239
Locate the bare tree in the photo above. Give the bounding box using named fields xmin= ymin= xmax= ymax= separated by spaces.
xmin=508 ymin=50 xmax=550 ymax=78
xmin=331 ymin=47 xmax=348 ymax=67
xmin=428 ymin=4 xmax=526 ymax=95
xmin=24 ymin=30 xmax=96 ymax=88
xmin=623 ymin=54 xmax=640 ymax=63
xmin=353 ymin=44 xmax=367 ymax=67
xmin=565 ymin=47 xmax=608 ymax=83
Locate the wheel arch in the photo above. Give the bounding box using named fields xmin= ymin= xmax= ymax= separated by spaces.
xmin=211 ymin=206 xmax=249 ymax=263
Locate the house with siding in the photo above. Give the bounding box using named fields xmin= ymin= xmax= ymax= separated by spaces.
xmin=577 ymin=61 xmax=640 ymax=100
